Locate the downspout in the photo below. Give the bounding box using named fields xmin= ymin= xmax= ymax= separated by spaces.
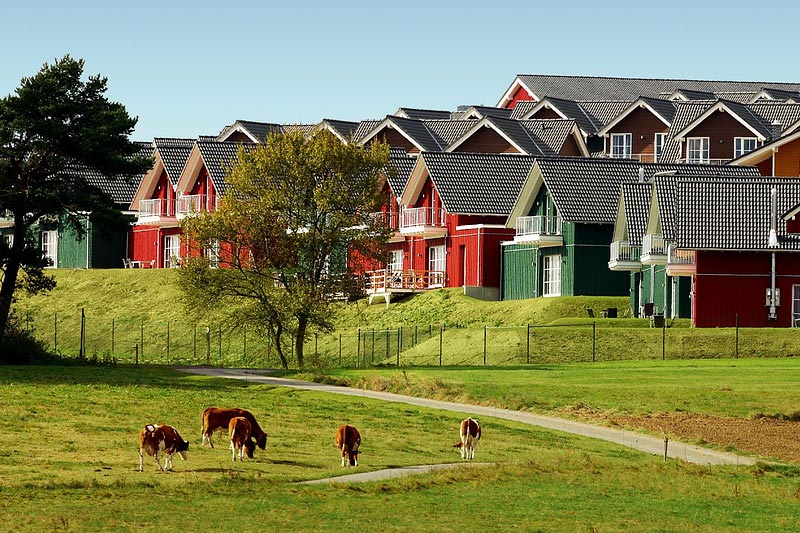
xmin=477 ymin=226 xmax=482 ymax=288
xmin=86 ymin=215 xmax=91 ymax=269
xmin=768 ymin=187 xmax=778 ymax=320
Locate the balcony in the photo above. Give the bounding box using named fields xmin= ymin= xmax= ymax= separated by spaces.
xmin=641 ymin=234 xmax=667 ymax=264
xmin=676 ymin=158 xmax=729 ymax=165
xmin=0 ymin=209 xmax=13 ymax=228
xmin=603 ymin=153 xmax=657 ymax=163
xmin=513 ymin=215 xmax=563 ymax=247
xmin=666 ymin=246 xmax=696 ymax=277
xmin=399 ymin=207 xmax=447 ymax=238
xmin=369 ymin=211 xmax=403 ymax=242
xmin=365 ymin=269 xmax=445 ymax=294
xmin=608 ymin=241 xmax=642 ymax=271
xmin=177 ymin=194 xmax=217 ymax=219
xmin=137 ymin=198 xmax=176 ymax=224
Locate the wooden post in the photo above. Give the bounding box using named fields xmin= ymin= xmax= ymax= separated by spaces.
xmin=140 ymin=320 xmax=144 ymax=362
xmin=134 ymin=343 xmax=138 ymax=366
xmin=357 ymin=328 xmax=361 ymax=368
xmin=79 ymin=308 xmax=86 ymax=359
xmin=483 ymin=325 xmax=487 ymax=365
xmin=338 ymin=334 xmax=342 ymax=366
xmin=439 ymin=324 xmax=443 ymax=366
xmin=53 ymin=313 xmax=58 ymax=353
xmin=664 ymin=437 xmax=669 ymax=462
xmin=111 ymin=318 xmax=115 ymax=357
xmin=526 ymin=323 xmax=530 ymax=364
xmin=592 ymin=322 xmax=596 ymax=362
xmin=205 ymin=326 xmax=211 ymax=365
xmin=735 ymin=313 xmax=739 ymax=359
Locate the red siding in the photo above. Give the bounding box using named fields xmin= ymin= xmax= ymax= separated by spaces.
xmin=694 ymin=251 xmax=800 ymax=327
xmin=506 ymin=86 xmax=533 ymax=109
xmin=129 ymin=226 xmax=160 ymax=266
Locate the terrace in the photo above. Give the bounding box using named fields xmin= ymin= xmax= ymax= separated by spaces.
xmin=608 ymin=241 xmax=642 ymax=271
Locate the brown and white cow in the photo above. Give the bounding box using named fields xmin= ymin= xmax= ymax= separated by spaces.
xmin=228 ymin=416 xmax=255 ymax=462
xmin=453 ymin=417 xmax=480 ymax=460
xmin=335 ymin=424 xmax=361 ymax=467
xmin=201 ymin=407 xmax=268 ymax=451
xmin=138 ymin=423 xmax=189 ymax=472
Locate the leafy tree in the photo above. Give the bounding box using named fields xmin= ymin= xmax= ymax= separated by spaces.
xmin=0 ymin=56 xmax=151 ymax=340
xmin=178 ymin=130 xmax=391 ymax=368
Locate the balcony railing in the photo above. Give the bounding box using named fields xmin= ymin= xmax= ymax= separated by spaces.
xmin=400 ymin=207 xmax=446 ymax=230
xmin=177 ymin=194 xmax=217 ymax=216
xmin=642 ymin=234 xmax=667 ymax=256
xmin=516 ymin=215 xmax=562 ymax=237
xmin=666 ymin=246 xmax=696 ymax=276
xmin=610 ymin=241 xmax=642 ymax=262
xmin=138 ymin=198 xmax=175 ymax=218
xmin=365 ymin=269 xmax=445 ymax=293
xmin=369 ymin=211 xmax=400 ymax=231
xmin=603 ymin=153 xmax=657 ymax=163
xmin=676 ymin=158 xmax=729 ymax=165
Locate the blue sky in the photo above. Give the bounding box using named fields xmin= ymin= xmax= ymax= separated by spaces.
xmin=3 ymin=0 xmax=800 ymax=140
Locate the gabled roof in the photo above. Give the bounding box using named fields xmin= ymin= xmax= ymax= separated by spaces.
xmin=666 ymin=88 xmax=715 ymax=101
xmin=652 ymin=175 xmax=679 ymax=241
xmin=358 ymin=116 xmax=445 ymax=152
xmin=676 ymin=178 xmax=800 ymax=251
xmin=747 ymin=88 xmax=800 ymax=104
xmin=446 ymin=117 xmax=588 ymax=157
xmin=454 ymin=105 xmax=514 ymax=120
xmin=383 ymin=150 xmax=417 ymax=196
xmin=748 ymin=102 xmax=800 ymax=134
xmin=217 ymin=120 xmax=283 ymax=143
xmin=319 ymin=119 xmax=359 ymax=142
xmin=283 ymin=124 xmax=317 ymax=136
xmin=178 ymin=141 xmax=253 ymax=196
xmin=498 ymin=74 xmax=800 ymax=107
xmin=68 ymin=142 xmax=153 ymax=208
xmin=421 ymin=120 xmax=476 ymax=147
xmin=516 ymin=97 xmax=603 ymax=135
xmin=154 ymin=138 xmax=195 ymax=186
xmin=670 ymin=100 xmax=772 ymax=141
xmin=352 ymin=120 xmax=382 ymax=143
xmin=508 ymin=157 xmax=761 ymax=226
xmin=402 ymin=152 xmax=535 ymax=216
xmin=394 ymin=107 xmax=451 ymax=120
xmin=597 ymin=97 xmax=676 ymax=136
xmin=615 ymin=182 xmax=652 ymax=246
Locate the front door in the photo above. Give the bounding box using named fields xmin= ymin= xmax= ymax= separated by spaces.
xmin=428 ymin=245 xmax=446 ymax=287
xmin=164 ymin=235 xmax=180 ymax=268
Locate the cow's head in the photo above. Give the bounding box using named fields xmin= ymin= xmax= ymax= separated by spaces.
xmin=244 ymin=438 xmax=256 ymax=459
xmin=177 ymin=440 xmax=189 ymax=460
xmin=347 ymin=450 xmax=361 ymax=467
xmin=255 ymin=432 xmax=268 ymax=450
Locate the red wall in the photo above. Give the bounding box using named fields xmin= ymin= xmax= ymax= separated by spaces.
xmin=506 ymin=86 xmax=533 ymax=109
xmin=694 ymin=251 xmax=800 ymax=327
xmin=129 ymin=226 xmax=160 ymax=266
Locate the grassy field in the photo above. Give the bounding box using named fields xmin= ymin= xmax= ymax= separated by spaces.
xmin=13 ymin=269 xmax=800 ymax=367
xmin=2 ymin=365 xmax=800 ymax=532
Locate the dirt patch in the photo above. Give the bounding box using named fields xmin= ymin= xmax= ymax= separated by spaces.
xmin=569 ymin=408 xmax=800 ymax=463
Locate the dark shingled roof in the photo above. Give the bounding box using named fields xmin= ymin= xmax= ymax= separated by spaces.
xmin=218 ymin=120 xmax=283 ymax=143
xmin=676 ymin=178 xmax=800 ymax=251
xmin=283 ymin=124 xmax=317 ymax=136
xmin=154 ymin=138 xmax=195 ymax=186
xmin=422 ymin=120 xmax=476 ymax=147
xmin=509 ymin=100 xmax=539 ymax=120
xmin=753 ymin=87 xmax=800 ymax=102
xmin=579 ymin=101 xmax=634 ymax=130
xmin=653 ymin=175 xmax=679 ymax=241
xmin=68 ymin=142 xmax=154 ymax=207
xmin=384 ymin=151 xmax=417 ymax=196
xmin=481 ymin=116 xmax=556 ymax=156
xmin=421 ymin=152 xmax=535 ymax=215
xmin=519 ymin=119 xmax=579 ymax=155
xmin=513 ymin=74 xmax=800 ymax=102
xmin=639 ymin=97 xmax=677 ymax=124
xmin=534 ymin=157 xmax=760 ymax=224
xmin=195 ymin=142 xmax=253 ymax=195
xmin=668 ymin=88 xmax=716 ymax=100
xmin=320 ymin=119 xmax=359 ymax=140
xmin=395 ymin=108 xmax=452 ymax=120
xmin=619 ymin=182 xmax=652 ymax=246
xmin=352 ymin=120 xmax=382 ymax=142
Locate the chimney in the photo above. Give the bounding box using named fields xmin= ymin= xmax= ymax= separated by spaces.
xmin=638 ymin=167 xmax=645 ymax=183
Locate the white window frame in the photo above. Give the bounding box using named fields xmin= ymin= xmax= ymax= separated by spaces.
xmin=164 ymin=235 xmax=181 ymax=268
xmin=793 ymin=285 xmax=800 ymax=327
xmin=3 ymin=234 xmax=13 ymax=248
xmin=428 ymin=245 xmax=446 ymax=287
xmin=206 ymin=240 xmax=220 ymax=268
xmin=42 ymin=230 xmax=58 ymax=268
xmin=542 ymin=254 xmax=561 ymax=297
xmin=686 ymin=137 xmax=710 ymax=163
xmin=654 ymin=133 xmax=667 ymax=161
xmin=610 ymin=133 xmax=632 ymax=159
xmin=734 ymin=137 xmax=758 ymax=158
xmin=388 ymin=249 xmax=403 ymax=273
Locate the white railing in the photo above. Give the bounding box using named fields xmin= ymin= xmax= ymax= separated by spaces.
xmin=668 ymin=247 xmax=695 ymax=266
xmin=400 ymin=207 xmax=446 ymax=229
xmin=516 ymin=215 xmax=562 ymax=237
xmin=138 ymin=198 xmax=174 ymax=217
xmin=369 ymin=211 xmax=400 ymax=231
xmin=603 ymin=153 xmax=657 ymax=163
xmin=676 ymin=158 xmax=729 ymax=165
xmin=365 ymin=269 xmax=445 ymax=293
xmin=609 ymin=241 xmax=642 ymax=262
xmin=177 ymin=194 xmax=218 ymax=215
xmin=642 ymin=234 xmax=667 ymax=256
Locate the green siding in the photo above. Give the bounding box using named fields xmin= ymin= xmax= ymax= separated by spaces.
xmin=57 ymin=216 xmax=90 ymax=269
xmin=501 ymin=244 xmax=538 ymax=300
xmin=568 ymin=224 xmax=629 ymax=297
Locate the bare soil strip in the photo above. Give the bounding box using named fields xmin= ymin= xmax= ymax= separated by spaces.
xmin=300 ymin=462 xmax=494 ymax=484
xmin=179 ymin=368 xmax=758 ymax=466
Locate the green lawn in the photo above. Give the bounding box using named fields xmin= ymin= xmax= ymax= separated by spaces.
xmin=1 ymin=365 xmax=799 ymax=532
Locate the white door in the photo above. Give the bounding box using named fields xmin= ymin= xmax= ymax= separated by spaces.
xmin=542 ymin=254 xmax=561 ymax=297
xmin=42 ymin=230 xmax=58 ymax=268
xmin=428 ymin=245 xmax=446 ymax=287
xmin=164 ymin=235 xmax=180 ymax=268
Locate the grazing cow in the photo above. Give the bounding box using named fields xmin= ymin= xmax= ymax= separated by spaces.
xmin=228 ymin=416 xmax=255 ymax=461
xmin=335 ymin=424 xmax=361 ymax=467
xmin=453 ymin=417 xmax=480 ymax=460
xmin=138 ymin=423 xmax=189 ymax=472
xmin=201 ymin=407 xmax=268 ymax=451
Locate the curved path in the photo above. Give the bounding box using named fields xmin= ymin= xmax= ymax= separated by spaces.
xmin=180 ymin=368 xmax=757 ymax=467
xmin=300 ymin=462 xmax=493 ymax=484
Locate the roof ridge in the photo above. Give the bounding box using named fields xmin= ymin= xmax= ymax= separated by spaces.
xmin=518 ymin=73 xmax=800 ymax=85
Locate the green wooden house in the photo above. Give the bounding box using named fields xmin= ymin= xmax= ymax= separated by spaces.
xmin=503 ymin=157 xmax=759 ymax=304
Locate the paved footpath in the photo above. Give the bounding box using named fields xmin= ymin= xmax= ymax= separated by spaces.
xmin=180 ymin=367 xmax=757 ymax=467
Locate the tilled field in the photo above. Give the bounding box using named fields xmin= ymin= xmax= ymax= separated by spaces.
xmin=573 ymin=409 xmax=800 ymax=463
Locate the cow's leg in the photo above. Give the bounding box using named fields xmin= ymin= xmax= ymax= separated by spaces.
xmin=460 ymin=437 xmax=467 ymax=459
xmin=230 ymin=441 xmax=236 ymax=462
xmin=138 ymin=450 xmax=144 ymax=472
xmin=154 ymin=450 xmax=165 ymax=472
xmin=165 ymin=453 xmax=174 ymax=471
xmin=353 ymin=452 xmax=358 ymax=467
xmin=341 ymin=451 xmax=346 ymax=468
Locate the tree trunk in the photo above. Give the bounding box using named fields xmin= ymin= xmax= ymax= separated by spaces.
xmin=295 ymin=315 xmax=307 ymax=368
xmin=0 ymin=221 xmax=27 ymax=341
xmin=273 ymin=323 xmax=289 ymax=369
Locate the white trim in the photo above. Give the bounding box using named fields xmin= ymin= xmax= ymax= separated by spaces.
xmin=654 ymin=132 xmax=667 ymax=161
xmin=733 ymin=137 xmax=758 ymax=159
xmin=455 ymin=224 xmax=508 ymax=230
xmin=609 ymin=133 xmax=632 ymax=159
xmin=445 ymin=117 xmax=527 ymax=154
xmin=671 ymin=101 xmax=767 ymax=141
xmin=217 ymin=123 xmax=260 ymax=143
xmin=175 ymin=144 xmax=205 ymax=196
xmin=399 ymin=156 xmax=430 ymax=207
xmin=685 ymin=137 xmax=710 ymax=164
xmin=496 ymin=77 xmax=538 ymax=108
xmin=596 ymin=99 xmax=672 ymax=137
xmin=356 ymin=117 xmax=428 ymax=152
xmin=730 ymin=127 xmax=800 ymax=167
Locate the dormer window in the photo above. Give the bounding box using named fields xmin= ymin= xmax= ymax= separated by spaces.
xmin=610 ymin=133 xmax=632 ymax=159
xmin=734 ymin=137 xmax=757 ymax=158
xmin=654 ymin=133 xmax=667 ymax=162
xmin=686 ymin=137 xmax=709 ymax=164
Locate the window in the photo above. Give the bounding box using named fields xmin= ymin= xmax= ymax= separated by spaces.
xmin=41 ymin=230 xmax=58 ymax=268
xmin=206 ymin=240 xmax=220 ymax=268
xmin=686 ymin=137 xmax=709 ymax=163
xmin=793 ymin=285 xmax=800 ymax=327
xmin=543 ymin=254 xmax=561 ymax=297
xmin=734 ymin=137 xmax=757 ymax=158
xmin=388 ymin=250 xmax=403 ymax=273
xmin=610 ymin=133 xmax=632 ymax=159
xmin=654 ymin=133 xmax=667 ymax=162
xmin=3 ymin=234 xmax=13 ymax=248
xmin=428 ymin=245 xmax=446 ymax=287
xmin=164 ymin=235 xmax=181 ymax=268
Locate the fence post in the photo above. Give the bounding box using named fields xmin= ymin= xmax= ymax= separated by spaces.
xmin=218 ymin=325 xmax=222 ymax=363
xmin=53 ymin=312 xmax=57 ymax=353
xmin=134 ymin=343 xmax=138 ymax=366
xmin=735 ymin=313 xmax=739 ymax=359
xmin=661 ymin=319 xmax=666 ymax=361
xmin=414 ymin=325 xmax=418 ymax=345
xmin=396 ymin=330 xmax=400 ymax=368
xmin=338 ymin=334 xmax=342 ymax=366
xmin=357 ymin=328 xmax=361 ymax=368
xmin=372 ymin=329 xmax=375 ymax=362
xmin=111 ymin=318 xmax=115 ymax=357
xmin=315 ymin=332 xmax=318 ymax=359
xmin=592 ymin=321 xmax=596 ymax=363
xmin=205 ymin=326 xmax=211 ymax=365
xmin=439 ymin=324 xmax=443 ymax=366
xmin=385 ymin=328 xmax=390 ymax=360
xmin=483 ymin=325 xmax=487 ymax=366
xmin=193 ymin=323 xmax=197 ymax=363
xmin=140 ymin=320 xmax=144 ymax=362
xmin=166 ymin=321 xmax=171 ymax=363
xmin=243 ymin=327 xmax=247 ymax=364
xmin=397 ymin=328 xmax=401 ymax=365
xmin=526 ymin=323 xmax=530 ymax=364
xmin=79 ymin=308 xmax=86 ymax=359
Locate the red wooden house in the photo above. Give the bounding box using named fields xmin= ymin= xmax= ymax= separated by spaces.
xmin=674 ymin=177 xmax=800 ymax=327
xmin=365 ymin=152 xmax=534 ymax=302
